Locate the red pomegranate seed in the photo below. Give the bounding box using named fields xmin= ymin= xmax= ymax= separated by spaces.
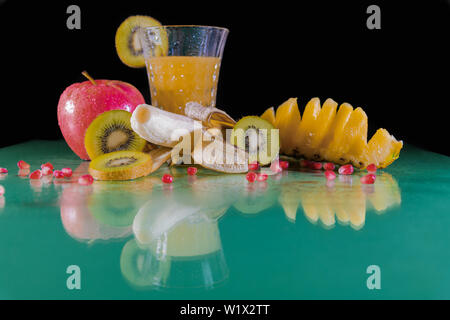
xmin=248 ymin=161 xmax=259 ymax=171
xmin=41 ymin=162 xmax=54 ymax=171
xmin=62 ymin=168 xmax=73 ymax=178
xmin=187 ymin=167 xmax=197 ymax=176
xmin=367 ymin=163 xmax=377 ymax=173
xmin=256 ymin=172 xmax=268 ymax=182
xmin=323 ymin=162 xmax=335 ymax=171
xmin=17 ymin=160 xmax=30 ymax=169
xmin=29 ymin=169 xmax=42 ymax=180
xmin=0 ymin=185 xmax=4 ymax=196
xmin=270 ymin=160 xmax=282 ymax=173
xmin=279 ymin=160 xmax=289 ymax=170
xmin=0 ymin=168 xmax=8 ymax=174
xmin=338 ymin=164 xmax=354 ymax=175
xmin=246 ymin=171 xmax=257 ymax=183
xmin=18 ymin=169 xmax=30 ymax=177
xmin=53 ymin=170 xmax=65 ymax=179
xmin=309 ymin=161 xmax=322 ymax=170
xmin=41 ymin=166 xmax=53 ymax=176
xmin=162 ymin=174 xmax=173 ymax=184
xmin=360 ymin=173 xmax=376 ymax=184
xmin=78 ymin=174 xmax=94 ymax=185
xmin=300 ymin=159 xmax=311 ymax=168
xmin=324 ymin=170 xmax=336 ymax=180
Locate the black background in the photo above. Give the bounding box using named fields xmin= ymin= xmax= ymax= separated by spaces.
xmin=0 ymin=0 xmax=449 ymax=155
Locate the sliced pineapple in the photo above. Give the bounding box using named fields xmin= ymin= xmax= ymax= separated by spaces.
xmin=261 ymin=107 xmax=276 ymax=127
xmin=261 ymin=97 xmax=403 ymax=169
xmin=366 ymin=129 xmax=403 ymax=168
xmin=274 ymin=98 xmax=301 ymax=155
xmin=320 ymin=102 xmax=354 ymax=164
xmin=303 ymin=98 xmax=338 ymax=160
xmin=339 ymin=107 xmax=368 ymax=167
xmin=292 ymin=98 xmax=321 ymax=157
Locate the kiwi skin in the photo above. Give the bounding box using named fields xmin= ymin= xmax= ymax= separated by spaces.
xmin=89 ymin=151 xmax=153 ymax=181
xmin=84 ymin=110 xmax=147 ymax=160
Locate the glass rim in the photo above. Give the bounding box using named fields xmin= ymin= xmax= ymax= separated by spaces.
xmin=142 ymin=25 xmax=229 ymax=33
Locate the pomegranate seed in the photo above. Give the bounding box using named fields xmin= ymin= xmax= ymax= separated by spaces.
xmin=279 ymin=160 xmax=289 ymax=170
xmin=61 ymin=168 xmax=73 ymax=178
xmin=162 ymin=174 xmax=173 ymax=184
xmin=53 ymin=170 xmax=65 ymax=179
xmin=246 ymin=171 xmax=257 ymax=183
xmin=300 ymin=159 xmax=311 ymax=168
xmin=0 ymin=168 xmax=8 ymax=174
xmin=309 ymin=161 xmax=322 ymax=170
xmin=360 ymin=173 xmax=376 ymax=184
xmin=41 ymin=162 xmax=54 ymax=171
xmin=248 ymin=161 xmax=259 ymax=171
xmin=270 ymin=160 xmax=282 ymax=173
xmin=41 ymin=166 xmax=53 ymax=176
xmin=324 ymin=170 xmax=336 ymax=180
xmin=187 ymin=167 xmax=197 ymax=176
xmin=29 ymin=169 xmax=42 ymax=180
xmin=323 ymin=162 xmax=335 ymax=171
xmin=18 ymin=169 xmax=30 ymax=177
xmin=17 ymin=160 xmax=30 ymax=170
xmin=78 ymin=174 xmax=94 ymax=185
xmin=367 ymin=163 xmax=377 ymax=173
xmin=338 ymin=164 xmax=354 ymax=175
xmin=256 ymin=172 xmax=268 ymax=182
xmin=0 ymin=185 xmax=4 ymax=196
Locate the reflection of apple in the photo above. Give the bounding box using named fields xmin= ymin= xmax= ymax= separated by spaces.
xmin=57 ymin=72 xmax=145 ymax=160
xmin=60 ymin=162 xmax=132 ymax=241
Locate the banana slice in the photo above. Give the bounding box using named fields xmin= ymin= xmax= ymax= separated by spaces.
xmin=193 ymin=129 xmax=248 ymax=173
xmin=131 ymin=104 xmax=200 ymax=147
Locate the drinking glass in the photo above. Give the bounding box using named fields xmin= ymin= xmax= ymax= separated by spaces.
xmin=139 ymin=25 xmax=229 ymax=114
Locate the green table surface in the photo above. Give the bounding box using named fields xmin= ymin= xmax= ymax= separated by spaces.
xmin=0 ymin=140 xmax=449 ymax=299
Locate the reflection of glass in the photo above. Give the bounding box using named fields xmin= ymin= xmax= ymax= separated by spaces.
xmin=140 ymin=26 xmax=229 ymax=114
xmin=126 ymin=187 xmax=229 ymax=289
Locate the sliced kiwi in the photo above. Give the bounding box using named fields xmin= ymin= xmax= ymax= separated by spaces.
xmin=115 ymin=15 xmax=167 ymax=68
xmin=85 ymin=110 xmax=146 ymax=160
xmin=230 ymin=116 xmax=279 ymax=166
xmin=89 ymin=150 xmax=153 ymax=181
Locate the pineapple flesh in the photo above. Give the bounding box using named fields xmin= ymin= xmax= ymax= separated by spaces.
xmin=262 ymin=97 xmax=403 ymax=169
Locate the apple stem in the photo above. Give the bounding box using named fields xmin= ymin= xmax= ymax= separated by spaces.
xmin=82 ymin=71 xmax=97 ymax=85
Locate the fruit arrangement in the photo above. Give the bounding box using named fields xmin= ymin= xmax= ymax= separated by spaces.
xmin=43 ymin=15 xmax=394 ymax=183
xmin=261 ymin=97 xmax=403 ymax=169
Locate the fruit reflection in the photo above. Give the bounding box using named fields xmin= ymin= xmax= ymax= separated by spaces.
xmin=60 ymin=162 xmax=159 ymax=242
xmin=123 ymin=186 xmax=229 ymax=289
xmin=279 ymin=171 xmax=401 ymax=229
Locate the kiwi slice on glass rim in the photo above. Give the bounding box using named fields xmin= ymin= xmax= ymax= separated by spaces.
xmin=230 ymin=116 xmax=280 ymax=166
xmin=84 ymin=110 xmax=147 ymax=160
xmin=89 ymin=150 xmax=153 ymax=181
xmin=115 ymin=15 xmax=168 ymax=68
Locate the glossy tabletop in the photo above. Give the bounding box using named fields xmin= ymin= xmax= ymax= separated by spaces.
xmin=0 ymin=140 xmax=449 ymax=299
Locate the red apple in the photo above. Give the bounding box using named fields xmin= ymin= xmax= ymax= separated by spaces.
xmin=57 ymin=72 xmax=145 ymax=160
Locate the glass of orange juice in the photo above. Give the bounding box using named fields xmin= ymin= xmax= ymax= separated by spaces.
xmin=139 ymin=25 xmax=229 ymax=115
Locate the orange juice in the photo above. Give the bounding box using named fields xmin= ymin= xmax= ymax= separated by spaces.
xmin=146 ymin=56 xmax=221 ymax=114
